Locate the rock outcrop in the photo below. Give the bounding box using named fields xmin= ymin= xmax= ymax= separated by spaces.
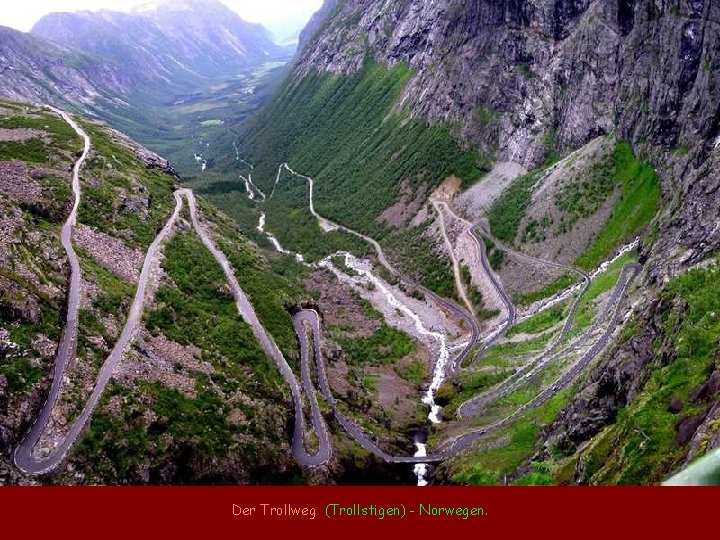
xmin=297 ymin=0 xmax=719 ymax=270
xmin=290 ymin=0 xmax=720 ymax=482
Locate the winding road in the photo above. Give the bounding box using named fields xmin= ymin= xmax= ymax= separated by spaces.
xmin=444 ymin=263 xmax=641 ymax=454
xmin=14 ymin=108 xmax=91 ymax=474
xmin=432 ymin=200 xmax=518 ymax=369
xmin=16 ymin=114 xmax=333 ymax=473
xmin=249 ymin=159 xmax=643 ymax=464
xmin=432 ymin=200 xmax=477 ymax=317
xmin=16 ymin=109 xmax=641 ymax=478
xmin=272 ymin=164 xmax=481 ymax=380
xmin=426 ymin=200 xmax=638 ymax=445
xmin=258 ymin=162 xmax=641 ymax=463
xmin=456 ymin=223 xmax=593 ymax=418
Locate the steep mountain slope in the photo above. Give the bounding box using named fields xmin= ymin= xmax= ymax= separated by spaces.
xmin=0 ymin=26 xmax=128 ymax=108
xmin=302 ymin=0 xmax=719 ymax=267
xmin=200 ymin=0 xmax=720 ymax=484
xmin=0 ymin=98 xmax=431 ymax=485
xmin=32 ymin=0 xmax=285 ymax=91
xmin=0 ymin=1 xmax=293 ymax=202
xmin=0 ymin=100 xmax=308 ymax=484
xmin=3 ymin=0 xmax=718 ymax=486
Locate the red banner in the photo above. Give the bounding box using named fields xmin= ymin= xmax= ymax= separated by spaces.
xmin=0 ymin=486 xmax=717 ymax=536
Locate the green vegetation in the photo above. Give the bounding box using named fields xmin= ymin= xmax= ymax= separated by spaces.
xmin=0 ymin=107 xmax=80 ymax=394
xmin=384 ymin=223 xmax=458 ymax=300
xmin=395 ymin=359 xmax=427 ymax=386
xmin=78 ymin=122 xmax=177 ymax=249
xmin=508 ymin=303 xmax=566 ymax=337
xmin=513 ymin=462 xmax=554 ymax=486
xmin=76 ymin=375 xmax=296 ymax=484
xmin=554 ymin=152 xmax=616 ymax=233
xmin=145 ymin=232 xmax=284 ymax=389
xmin=97 ymin=60 xmax=288 ymax=186
xmin=482 ymin=235 xmax=505 ymax=270
xmin=202 ymin=200 xmax=308 ymax=354
xmin=570 ymin=253 xmax=636 ymax=338
xmin=574 ymin=261 xmax=720 ymax=484
xmin=0 ymin=101 xmax=307 ymax=484
xmin=0 ymin=113 xmax=83 ymax=154
xmin=514 ymin=274 xmax=577 ymax=306
xmin=0 ymin=139 xmax=49 ymax=163
xmin=447 ymin=333 xmax=556 ymax=413
xmin=481 ymin=333 xmax=555 ymax=369
xmin=0 ymin=353 xmax=46 ymax=394
xmin=575 ymin=143 xmax=660 ymax=269
xmin=263 ymin=168 xmax=371 ymax=261
xmin=522 ymin=214 xmax=553 ymax=243
xmin=474 ymin=106 xmax=498 ymax=126
xmin=488 ymin=159 xmax=556 ymax=244
xmin=460 ymin=264 xmax=483 ymax=313
xmin=334 ymin=325 xmax=415 ymax=367
xmin=77 ymin=248 xmax=135 ymax=317
xmin=517 ymin=63 xmax=537 ymax=79
xmin=440 ymin=370 xmax=513 ymax=417
xmin=233 ymin=60 xmax=486 ymax=239
xmin=450 ymin=390 xmax=571 ymax=485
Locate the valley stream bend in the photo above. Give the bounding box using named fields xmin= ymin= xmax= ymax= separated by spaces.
xmin=15 ymin=108 xmax=640 ymax=480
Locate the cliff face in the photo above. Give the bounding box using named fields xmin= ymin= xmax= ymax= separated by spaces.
xmin=0 ymin=26 xmax=129 ymax=108
xmin=274 ymin=0 xmax=720 ymax=483
xmin=298 ymin=0 xmax=719 ymax=268
xmin=297 ymin=0 xmax=340 ymax=52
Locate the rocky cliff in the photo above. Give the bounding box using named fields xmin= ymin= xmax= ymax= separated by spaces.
xmin=0 ymin=26 xmax=129 ymax=108
xmin=235 ymin=0 xmax=720 ymax=484
xmin=298 ymin=0 xmax=719 ymax=268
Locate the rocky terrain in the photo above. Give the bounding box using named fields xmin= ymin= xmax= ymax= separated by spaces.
xmin=32 ymin=0 xmax=287 ymax=91
xmin=2 ymin=0 xmax=719 ymax=486
xmin=0 ymin=26 xmax=128 ymax=108
xmin=220 ymin=0 xmax=720 ymax=484
xmin=0 ymin=100 xmax=308 ymax=485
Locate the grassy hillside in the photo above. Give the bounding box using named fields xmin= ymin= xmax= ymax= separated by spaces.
xmin=229 ymin=61 xmax=487 ymax=238
xmin=0 ymin=102 xmax=79 ymax=406
xmin=70 ymin=226 xmax=302 ymax=484
xmin=575 ymin=143 xmax=660 ymax=269
xmin=0 ymin=99 xmax=308 ymax=485
xmin=565 ymin=261 xmax=720 ymax=484
xmin=488 ymin=159 xmax=557 ymax=244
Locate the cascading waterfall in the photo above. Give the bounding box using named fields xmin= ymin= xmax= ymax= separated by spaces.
xmin=257 ymin=212 xmax=305 ymax=263
xmin=322 ymin=253 xmax=451 ymax=485
xmin=253 ymin=165 xmax=461 ymax=486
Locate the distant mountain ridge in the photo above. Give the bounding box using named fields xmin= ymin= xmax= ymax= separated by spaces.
xmin=0 ymin=25 xmax=128 ymax=108
xmin=32 ymin=0 xmax=286 ymax=91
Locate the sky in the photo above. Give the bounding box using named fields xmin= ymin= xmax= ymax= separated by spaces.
xmin=0 ymin=0 xmax=324 ymax=40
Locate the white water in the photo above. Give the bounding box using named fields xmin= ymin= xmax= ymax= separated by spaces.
xmin=413 ymin=443 xmax=429 ymax=487
xmin=329 ymin=253 xmax=450 ymax=425
xmin=257 ymin=212 xmax=304 ymax=263
xmin=259 ymin=163 xmax=462 ymax=485
xmin=247 ymin=173 xmax=266 ymax=201
xmin=241 ymin=175 xmax=255 ymax=200
xmin=193 ymin=153 xmax=207 ymax=172
xmin=589 ymin=238 xmax=640 ymax=279
xmin=520 ymin=238 xmax=641 ymax=320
